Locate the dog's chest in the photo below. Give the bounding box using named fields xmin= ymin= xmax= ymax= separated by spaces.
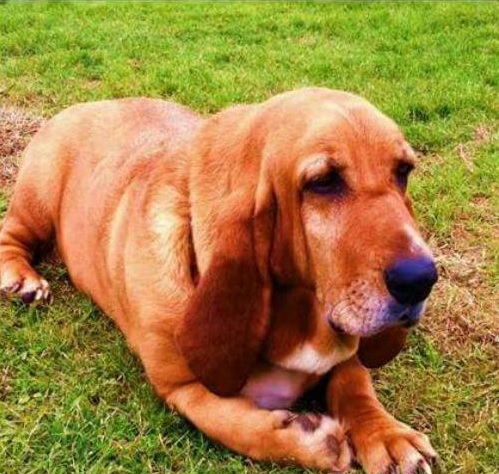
xmin=241 ymin=339 xmax=358 ymax=409
xmin=241 ymin=364 xmax=312 ymax=410
xmin=275 ymin=335 xmax=359 ymax=377
xmin=277 ymin=341 xmax=348 ymax=374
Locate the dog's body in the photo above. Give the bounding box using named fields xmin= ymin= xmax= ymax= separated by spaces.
xmin=0 ymin=89 xmax=438 ymax=473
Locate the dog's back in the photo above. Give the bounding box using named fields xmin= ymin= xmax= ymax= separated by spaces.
xmin=3 ymin=98 xmax=202 ymax=321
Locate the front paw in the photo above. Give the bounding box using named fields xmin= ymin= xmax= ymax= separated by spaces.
xmin=271 ymin=411 xmax=352 ymax=472
xmin=0 ymin=274 xmax=52 ymax=305
xmin=350 ymin=416 xmax=438 ymax=474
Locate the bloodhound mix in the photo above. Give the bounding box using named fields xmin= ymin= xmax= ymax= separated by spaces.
xmin=0 ymin=88 xmax=439 ymax=473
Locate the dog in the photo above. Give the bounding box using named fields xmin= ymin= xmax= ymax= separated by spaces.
xmin=0 ymin=88 xmax=439 ymax=473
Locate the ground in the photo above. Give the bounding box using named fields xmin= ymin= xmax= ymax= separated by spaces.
xmin=0 ymin=3 xmax=497 ymax=473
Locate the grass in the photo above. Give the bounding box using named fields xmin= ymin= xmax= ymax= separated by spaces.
xmin=1 ymin=2 xmax=498 ymax=473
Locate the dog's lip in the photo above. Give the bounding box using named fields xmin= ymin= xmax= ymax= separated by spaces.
xmin=402 ymin=319 xmax=419 ymax=328
xmin=390 ymin=301 xmax=424 ymax=328
xmin=325 ymin=303 xmax=349 ymax=335
xmin=399 ymin=307 xmax=419 ymax=327
xmin=327 ymin=318 xmax=347 ymax=335
xmin=327 ymin=311 xmax=420 ymax=337
xmin=326 ymin=300 xmax=425 ymax=337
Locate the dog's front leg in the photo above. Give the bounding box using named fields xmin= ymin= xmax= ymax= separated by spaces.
xmin=165 ymin=382 xmax=351 ymax=472
xmin=327 ymin=356 xmax=438 ymax=474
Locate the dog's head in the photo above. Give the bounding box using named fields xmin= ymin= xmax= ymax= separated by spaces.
xmin=177 ymin=88 xmax=437 ymax=395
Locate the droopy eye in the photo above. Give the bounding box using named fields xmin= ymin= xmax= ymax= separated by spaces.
xmin=395 ymin=162 xmax=414 ymax=190
xmin=304 ymin=169 xmax=346 ymax=196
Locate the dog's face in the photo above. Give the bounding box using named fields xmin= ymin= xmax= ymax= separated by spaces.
xmin=265 ymin=90 xmax=437 ymax=337
xmin=179 ymin=88 xmax=438 ymax=395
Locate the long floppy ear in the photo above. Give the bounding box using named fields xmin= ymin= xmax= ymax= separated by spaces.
xmin=176 ymin=105 xmax=274 ymax=396
xmin=357 ymin=327 xmax=408 ymax=369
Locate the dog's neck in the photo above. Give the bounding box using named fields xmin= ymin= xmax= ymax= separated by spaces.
xmin=264 ymin=286 xmax=359 ymax=374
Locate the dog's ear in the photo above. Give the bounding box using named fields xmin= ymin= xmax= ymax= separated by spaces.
xmin=357 ymin=327 xmax=408 ymax=368
xmin=176 ymin=106 xmax=275 ymax=396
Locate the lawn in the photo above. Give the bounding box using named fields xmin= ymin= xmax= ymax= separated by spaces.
xmin=0 ymin=2 xmax=498 ymax=473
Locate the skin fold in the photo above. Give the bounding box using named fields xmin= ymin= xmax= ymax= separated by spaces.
xmin=0 ymin=88 xmax=438 ymax=473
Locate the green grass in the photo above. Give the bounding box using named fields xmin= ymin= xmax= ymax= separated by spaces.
xmin=1 ymin=2 xmax=498 ymax=473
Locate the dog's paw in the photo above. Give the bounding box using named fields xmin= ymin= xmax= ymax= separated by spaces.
xmin=272 ymin=411 xmax=352 ymax=472
xmin=0 ymin=273 xmax=52 ymax=305
xmin=351 ymin=417 xmax=438 ymax=474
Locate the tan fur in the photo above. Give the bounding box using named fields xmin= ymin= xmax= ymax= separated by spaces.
xmin=0 ymin=89 xmax=437 ymax=473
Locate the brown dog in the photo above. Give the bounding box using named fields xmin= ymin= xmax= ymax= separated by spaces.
xmin=0 ymin=88 xmax=439 ymax=473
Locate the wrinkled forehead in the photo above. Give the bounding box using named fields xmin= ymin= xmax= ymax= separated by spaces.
xmin=266 ymin=97 xmax=415 ymax=184
xmin=302 ymin=102 xmax=409 ymax=158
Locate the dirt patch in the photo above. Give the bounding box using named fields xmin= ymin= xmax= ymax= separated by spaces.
xmin=418 ymin=124 xmax=498 ymax=351
xmin=421 ymin=222 xmax=498 ymax=351
xmin=0 ymin=106 xmax=43 ymax=192
xmin=473 ymin=124 xmax=492 ymax=143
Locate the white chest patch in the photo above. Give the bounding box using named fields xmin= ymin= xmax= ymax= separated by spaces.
xmin=278 ymin=342 xmax=356 ymax=375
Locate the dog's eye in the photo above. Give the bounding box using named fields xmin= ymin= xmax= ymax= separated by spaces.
xmin=395 ymin=162 xmax=414 ymax=190
xmin=304 ymin=170 xmax=346 ymax=196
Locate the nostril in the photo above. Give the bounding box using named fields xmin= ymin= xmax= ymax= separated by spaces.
xmin=384 ymin=257 xmax=438 ymax=305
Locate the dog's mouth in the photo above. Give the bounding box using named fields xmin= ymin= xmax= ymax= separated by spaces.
xmin=327 ymin=318 xmax=347 ymax=335
xmin=399 ymin=309 xmax=420 ymax=328
xmin=326 ymin=300 xmax=426 ymax=337
xmin=389 ymin=300 xmax=425 ymax=328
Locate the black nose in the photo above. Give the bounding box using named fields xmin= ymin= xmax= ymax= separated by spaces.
xmin=384 ymin=257 xmax=438 ymax=305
